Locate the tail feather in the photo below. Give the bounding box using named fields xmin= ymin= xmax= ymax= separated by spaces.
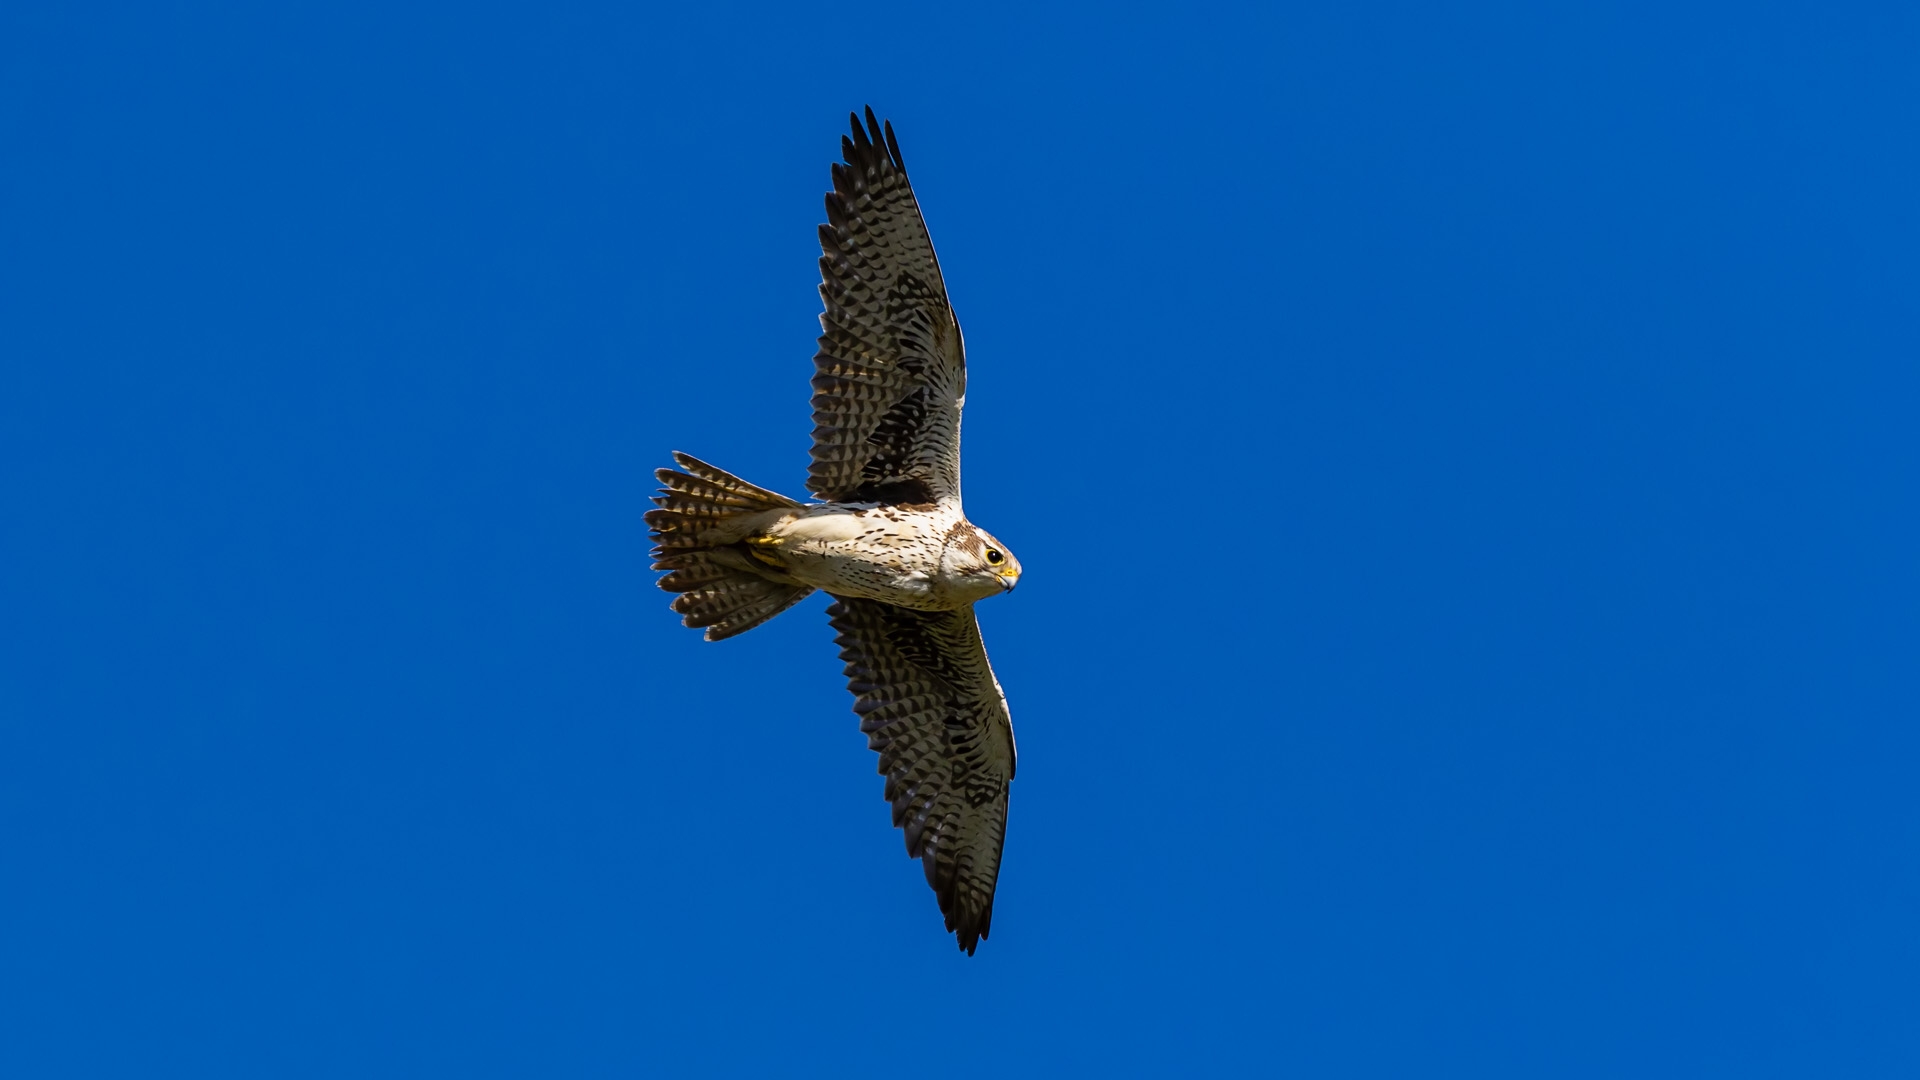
xmin=667 ymin=452 xmax=797 ymax=509
xmin=646 ymin=453 xmax=813 ymax=641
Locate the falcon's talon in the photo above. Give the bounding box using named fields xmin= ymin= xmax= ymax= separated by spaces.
xmin=743 ymin=544 xmax=787 ymax=571
xmin=643 ymin=107 xmax=1022 ymax=956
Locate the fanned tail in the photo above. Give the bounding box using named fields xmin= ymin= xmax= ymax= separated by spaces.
xmin=645 ymin=452 xmax=814 ymax=641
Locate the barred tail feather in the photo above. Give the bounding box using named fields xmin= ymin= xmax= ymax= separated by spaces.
xmin=656 ymin=551 xmax=813 ymax=640
xmin=646 ymin=452 xmax=813 ymax=641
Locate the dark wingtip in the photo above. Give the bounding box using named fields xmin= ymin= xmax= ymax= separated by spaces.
xmin=844 ymin=106 xmax=906 ymax=175
xmin=957 ymin=922 xmax=984 ymax=955
xmin=883 ymin=119 xmax=904 ymax=173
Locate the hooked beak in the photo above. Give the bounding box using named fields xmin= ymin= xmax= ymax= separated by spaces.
xmin=998 ymin=574 xmax=1019 ymax=593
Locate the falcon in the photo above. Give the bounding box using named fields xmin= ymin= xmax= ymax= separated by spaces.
xmin=645 ymin=108 xmax=1022 ymax=954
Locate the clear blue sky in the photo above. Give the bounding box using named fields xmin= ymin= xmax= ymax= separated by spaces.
xmin=4 ymin=3 xmax=1916 ymax=1076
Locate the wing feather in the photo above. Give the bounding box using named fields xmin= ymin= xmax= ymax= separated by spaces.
xmin=809 ymin=108 xmax=966 ymax=507
xmin=827 ymin=596 xmax=1015 ymax=954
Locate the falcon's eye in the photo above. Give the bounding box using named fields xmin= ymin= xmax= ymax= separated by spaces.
xmin=985 ymin=549 xmax=1004 ymax=565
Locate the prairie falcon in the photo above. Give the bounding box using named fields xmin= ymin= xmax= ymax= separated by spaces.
xmin=645 ymin=108 xmax=1021 ymax=954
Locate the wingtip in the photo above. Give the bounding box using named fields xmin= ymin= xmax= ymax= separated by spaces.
xmin=955 ymin=919 xmax=987 ymax=955
xmin=843 ymin=106 xmax=906 ymax=175
xmin=883 ymin=119 xmax=904 ymax=173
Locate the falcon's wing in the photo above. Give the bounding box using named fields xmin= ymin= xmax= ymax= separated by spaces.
xmin=828 ymin=596 xmax=1015 ymax=954
xmin=809 ymin=108 xmax=966 ymax=507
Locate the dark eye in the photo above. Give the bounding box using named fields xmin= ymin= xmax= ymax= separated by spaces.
xmin=985 ymin=549 xmax=1004 ymax=565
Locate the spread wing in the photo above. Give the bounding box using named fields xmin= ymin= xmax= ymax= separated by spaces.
xmin=828 ymin=596 xmax=1015 ymax=954
xmin=809 ymin=108 xmax=967 ymax=508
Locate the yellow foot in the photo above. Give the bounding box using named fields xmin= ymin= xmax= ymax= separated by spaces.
xmin=743 ymin=534 xmax=786 ymax=570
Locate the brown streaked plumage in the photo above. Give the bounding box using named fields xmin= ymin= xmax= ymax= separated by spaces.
xmin=810 ymin=108 xmax=967 ymax=508
xmin=830 ymin=598 xmax=1014 ymax=952
xmin=643 ymin=108 xmax=1023 ymax=954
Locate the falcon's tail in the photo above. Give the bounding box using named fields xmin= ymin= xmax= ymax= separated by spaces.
xmin=645 ymin=452 xmax=815 ymax=641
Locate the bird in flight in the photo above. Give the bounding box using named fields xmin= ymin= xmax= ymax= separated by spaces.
xmin=646 ymin=108 xmax=1022 ymax=954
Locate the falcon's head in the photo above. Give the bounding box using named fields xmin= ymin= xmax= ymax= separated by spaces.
xmin=940 ymin=523 xmax=1022 ymax=602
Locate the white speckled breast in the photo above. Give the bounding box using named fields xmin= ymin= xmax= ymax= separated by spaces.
xmin=767 ymin=500 xmax=967 ymax=609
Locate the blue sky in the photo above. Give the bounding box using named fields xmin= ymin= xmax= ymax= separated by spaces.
xmin=4 ymin=2 xmax=1917 ymax=1076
